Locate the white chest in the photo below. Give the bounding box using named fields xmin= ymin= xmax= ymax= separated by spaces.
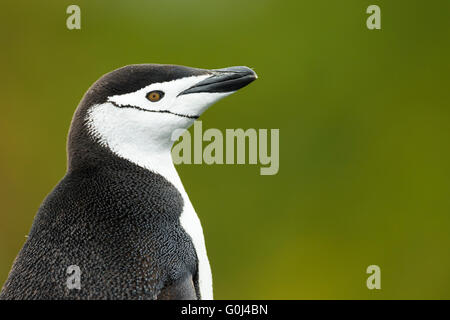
xmin=178 ymin=192 xmax=213 ymax=299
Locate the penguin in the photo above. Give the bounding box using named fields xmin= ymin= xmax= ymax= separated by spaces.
xmin=0 ymin=64 xmax=257 ymax=300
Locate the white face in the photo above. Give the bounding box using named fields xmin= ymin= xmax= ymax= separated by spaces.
xmin=107 ymin=74 xmax=227 ymax=118
xmin=86 ymin=75 xmax=234 ymax=166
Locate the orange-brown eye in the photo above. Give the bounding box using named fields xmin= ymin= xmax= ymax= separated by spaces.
xmin=146 ymin=90 xmax=164 ymax=102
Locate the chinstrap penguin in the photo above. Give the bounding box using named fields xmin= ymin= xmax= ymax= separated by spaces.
xmin=0 ymin=64 xmax=257 ymax=300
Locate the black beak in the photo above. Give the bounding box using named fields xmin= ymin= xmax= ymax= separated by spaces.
xmin=178 ymin=66 xmax=257 ymax=96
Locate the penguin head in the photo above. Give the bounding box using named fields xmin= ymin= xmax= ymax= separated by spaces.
xmin=68 ymin=64 xmax=257 ymax=169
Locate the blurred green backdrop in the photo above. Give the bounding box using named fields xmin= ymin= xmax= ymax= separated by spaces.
xmin=1 ymin=0 xmax=449 ymax=299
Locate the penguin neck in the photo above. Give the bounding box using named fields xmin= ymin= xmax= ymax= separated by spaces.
xmin=98 ymin=131 xmax=187 ymax=194
xmin=118 ymin=142 xmax=186 ymax=193
xmin=82 ymin=102 xmax=193 ymax=193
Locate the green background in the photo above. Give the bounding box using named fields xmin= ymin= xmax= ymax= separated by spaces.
xmin=1 ymin=0 xmax=449 ymax=299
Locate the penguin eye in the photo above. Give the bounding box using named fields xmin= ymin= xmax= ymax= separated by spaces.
xmin=146 ymin=90 xmax=164 ymax=102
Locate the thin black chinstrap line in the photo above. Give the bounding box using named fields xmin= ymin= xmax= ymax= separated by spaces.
xmin=109 ymin=101 xmax=199 ymax=119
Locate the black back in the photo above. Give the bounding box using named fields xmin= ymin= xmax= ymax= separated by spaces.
xmin=0 ymin=64 xmax=207 ymax=299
